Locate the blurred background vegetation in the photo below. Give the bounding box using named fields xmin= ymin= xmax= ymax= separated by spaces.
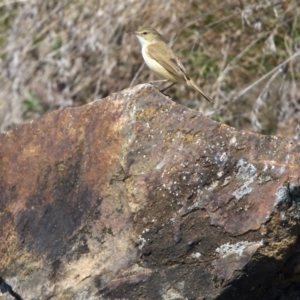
xmin=0 ymin=0 xmax=299 ymax=137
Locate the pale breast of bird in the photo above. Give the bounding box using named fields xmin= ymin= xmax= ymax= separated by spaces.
xmin=142 ymin=46 xmax=177 ymax=82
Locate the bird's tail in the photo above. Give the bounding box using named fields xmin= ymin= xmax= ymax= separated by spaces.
xmin=186 ymin=78 xmax=213 ymax=103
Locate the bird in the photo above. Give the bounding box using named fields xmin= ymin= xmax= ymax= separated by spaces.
xmin=131 ymin=27 xmax=213 ymax=103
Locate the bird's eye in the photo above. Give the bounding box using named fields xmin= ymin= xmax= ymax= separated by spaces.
xmin=142 ymin=32 xmax=147 ymax=35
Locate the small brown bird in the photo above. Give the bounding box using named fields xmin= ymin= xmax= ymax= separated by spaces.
xmin=132 ymin=27 xmax=213 ymax=103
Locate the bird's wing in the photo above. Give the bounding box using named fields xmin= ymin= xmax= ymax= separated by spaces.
xmin=146 ymin=43 xmax=189 ymax=79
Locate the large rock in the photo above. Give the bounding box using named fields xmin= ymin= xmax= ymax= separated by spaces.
xmin=1 ymin=84 xmax=300 ymax=300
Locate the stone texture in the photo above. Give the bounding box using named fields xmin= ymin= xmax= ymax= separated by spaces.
xmin=0 ymin=84 xmax=300 ymax=300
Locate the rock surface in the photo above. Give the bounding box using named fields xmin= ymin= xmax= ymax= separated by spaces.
xmin=1 ymin=84 xmax=300 ymax=300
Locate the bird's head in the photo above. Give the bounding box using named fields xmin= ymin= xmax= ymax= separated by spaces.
xmin=133 ymin=27 xmax=163 ymax=46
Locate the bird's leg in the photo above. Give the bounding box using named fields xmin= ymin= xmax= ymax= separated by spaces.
xmin=148 ymin=80 xmax=176 ymax=97
xmin=160 ymin=82 xmax=176 ymax=93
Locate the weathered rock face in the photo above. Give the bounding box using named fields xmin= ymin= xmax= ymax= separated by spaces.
xmin=1 ymin=84 xmax=300 ymax=300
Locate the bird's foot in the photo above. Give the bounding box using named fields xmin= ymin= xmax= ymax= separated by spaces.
xmin=159 ymin=82 xmax=176 ymax=93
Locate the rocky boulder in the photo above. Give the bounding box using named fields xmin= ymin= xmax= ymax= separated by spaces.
xmin=1 ymin=84 xmax=300 ymax=300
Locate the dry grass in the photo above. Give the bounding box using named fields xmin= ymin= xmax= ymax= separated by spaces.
xmin=0 ymin=0 xmax=299 ymax=136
